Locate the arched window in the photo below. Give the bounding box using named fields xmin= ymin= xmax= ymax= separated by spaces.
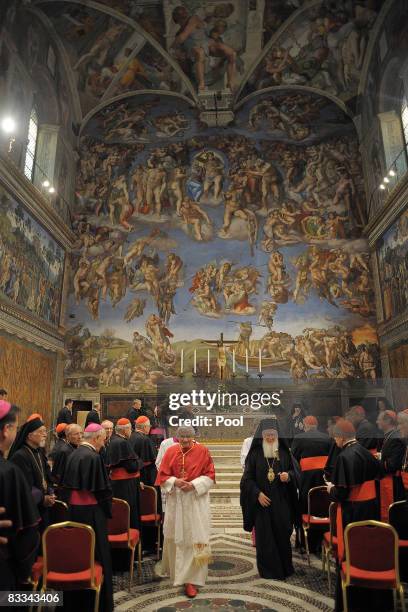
xmin=24 ymin=107 xmax=39 ymax=181
xmin=401 ymin=90 xmax=408 ymax=151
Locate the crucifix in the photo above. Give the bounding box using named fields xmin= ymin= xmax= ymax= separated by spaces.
xmin=202 ymin=332 xmax=239 ymax=380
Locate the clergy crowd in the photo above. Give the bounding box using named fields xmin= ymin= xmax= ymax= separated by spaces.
xmin=0 ymin=389 xmax=407 ymax=612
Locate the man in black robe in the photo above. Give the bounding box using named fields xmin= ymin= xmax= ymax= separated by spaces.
xmin=346 ymin=405 xmax=379 ymax=452
xmin=56 ymin=398 xmax=74 ymax=426
xmin=126 ymin=399 xmax=144 ymax=430
xmin=291 ymin=415 xmax=331 ymax=553
xmin=0 ymin=401 xmax=40 ymax=590
xmin=101 ymin=420 xmax=114 ymax=466
xmin=240 ymin=418 xmax=300 ymax=580
xmin=327 ymin=419 xmax=381 ymax=611
xmin=60 ymin=423 xmax=113 ymax=612
xmin=397 ymin=409 xmax=408 ymax=496
xmin=85 ymin=403 xmax=101 ymax=428
xmin=8 ymin=415 xmax=56 ymax=536
xmin=323 ymin=417 xmax=342 ymax=480
xmin=105 ymin=418 xmax=143 ymax=529
xmin=130 ymin=416 xmax=157 ymax=485
xmin=50 ymin=424 xmax=82 ymax=487
xmin=376 ymin=409 xmax=405 ymax=521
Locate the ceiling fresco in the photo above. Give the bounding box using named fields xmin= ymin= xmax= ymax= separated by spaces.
xmin=33 ymin=0 xmax=385 ymax=120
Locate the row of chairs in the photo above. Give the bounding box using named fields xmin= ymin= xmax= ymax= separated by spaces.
xmin=30 ymin=486 xmax=162 ymax=611
xmin=302 ymin=486 xmax=407 ymax=612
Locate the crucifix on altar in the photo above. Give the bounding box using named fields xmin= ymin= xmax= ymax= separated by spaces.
xmin=202 ymin=332 xmax=239 ymax=380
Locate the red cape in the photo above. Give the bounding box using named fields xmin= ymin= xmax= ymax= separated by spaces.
xmin=155 ymin=442 xmax=215 ymax=485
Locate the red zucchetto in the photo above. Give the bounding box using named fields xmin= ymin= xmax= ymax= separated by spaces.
xmin=117 ymin=418 xmax=130 ymax=426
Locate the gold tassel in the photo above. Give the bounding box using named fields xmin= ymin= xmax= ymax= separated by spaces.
xmin=193 ymin=543 xmax=212 ymax=567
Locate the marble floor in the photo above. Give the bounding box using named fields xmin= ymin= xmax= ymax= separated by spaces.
xmin=112 ymin=531 xmax=335 ymax=611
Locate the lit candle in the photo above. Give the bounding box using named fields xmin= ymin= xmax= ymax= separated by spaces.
xmin=180 ymin=349 xmax=184 ymax=374
xmin=207 ymin=349 xmax=210 ymax=374
xmin=245 ymin=349 xmax=249 ymax=373
xmin=232 ymin=349 xmax=236 ymax=374
xmin=193 ymin=349 xmax=197 ymax=374
xmin=258 ymin=348 xmax=262 ymax=373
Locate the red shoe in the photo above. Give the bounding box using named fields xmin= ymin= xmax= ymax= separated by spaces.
xmin=184 ymin=583 xmax=198 ymax=598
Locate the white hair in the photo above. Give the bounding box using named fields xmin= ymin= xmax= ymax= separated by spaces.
xmin=176 ymin=425 xmax=195 ymax=437
xmin=115 ymin=423 xmax=131 ymax=433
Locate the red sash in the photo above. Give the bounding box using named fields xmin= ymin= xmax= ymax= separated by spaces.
xmin=300 ymin=455 xmax=328 ymax=471
xmin=70 ymin=490 xmax=97 ymax=505
xmin=110 ymin=467 xmax=140 ymax=481
xmin=336 ymin=480 xmax=376 ymax=561
xmin=369 ymin=448 xmax=378 ymax=456
xmin=402 ymin=472 xmax=408 ymax=491
xmin=379 ymin=473 xmax=401 ymax=522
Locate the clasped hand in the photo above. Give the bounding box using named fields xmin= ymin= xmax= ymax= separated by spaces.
xmin=175 ymin=478 xmax=194 ymax=492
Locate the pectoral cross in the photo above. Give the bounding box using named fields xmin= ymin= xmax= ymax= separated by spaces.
xmin=202 ymin=332 xmax=239 ymax=380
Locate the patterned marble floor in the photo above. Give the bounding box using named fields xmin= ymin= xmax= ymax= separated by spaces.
xmin=112 ymin=532 xmax=335 ymax=611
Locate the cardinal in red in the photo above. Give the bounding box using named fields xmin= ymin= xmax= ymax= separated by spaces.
xmin=155 ymin=425 xmax=215 ymax=599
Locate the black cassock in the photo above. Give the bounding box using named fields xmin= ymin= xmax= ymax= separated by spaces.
xmin=324 ymin=440 xmax=342 ymax=482
xmin=129 ymin=431 xmax=157 ymax=485
xmin=49 ymin=440 xmax=75 ymax=487
xmin=85 ymin=410 xmax=101 ymax=428
xmin=330 ymin=441 xmax=384 ymax=612
xmin=60 ymin=445 xmax=113 ymax=612
xmin=355 ymin=419 xmax=379 ymax=451
xmin=55 ymin=407 xmax=73 ymax=426
xmin=291 ymin=430 xmax=331 ymax=512
xmin=0 ymin=453 xmax=40 ymax=589
xmin=378 ymin=429 xmax=406 ymax=512
xmin=9 ymin=445 xmax=53 ymax=536
xmin=240 ymin=444 xmax=300 ymax=579
xmin=105 ymin=434 xmax=143 ymax=529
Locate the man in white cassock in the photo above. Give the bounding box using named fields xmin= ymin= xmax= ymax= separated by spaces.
xmin=155 ymin=425 xmax=215 ymax=598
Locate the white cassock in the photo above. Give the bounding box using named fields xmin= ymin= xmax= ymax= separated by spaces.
xmin=157 ymin=475 xmax=214 ymax=586
xmin=240 ymin=436 xmax=253 ymax=469
xmin=155 ymin=438 xmax=178 ymax=512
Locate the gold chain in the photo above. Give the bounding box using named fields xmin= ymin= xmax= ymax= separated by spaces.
xmin=25 ymin=446 xmax=47 ymax=492
xmin=179 ymin=442 xmax=195 ymax=478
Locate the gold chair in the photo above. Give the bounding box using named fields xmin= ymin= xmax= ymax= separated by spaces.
xmin=341 ymin=520 xmax=405 ymax=612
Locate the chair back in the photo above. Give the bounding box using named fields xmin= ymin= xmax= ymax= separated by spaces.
xmin=49 ymin=500 xmax=69 ymax=524
xmin=140 ymin=485 xmax=158 ymax=518
xmin=344 ymin=521 xmax=398 ymax=576
xmin=43 ymin=522 xmax=96 ymax=580
xmin=108 ymin=498 xmax=130 ymax=536
xmin=329 ymin=502 xmax=337 ymax=543
xmin=389 ymin=500 xmax=408 ymax=540
xmin=308 ymin=486 xmax=330 ymax=518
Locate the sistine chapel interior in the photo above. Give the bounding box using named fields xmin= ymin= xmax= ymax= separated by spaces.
xmin=1 ymin=0 xmax=408 ymax=610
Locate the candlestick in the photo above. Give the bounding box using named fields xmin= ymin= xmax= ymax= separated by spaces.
xmin=180 ymin=349 xmax=184 ymax=374
xmin=232 ymin=349 xmax=236 ymax=374
xmin=245 ymin=349 xmax=249 ymax=373
xmin=207 ymin=349 xmax=210 ymax=374
xmin=258 ymin=348 xmax=262 ymax=373
xmin=193 ymin=349 xmax=197 ymax=374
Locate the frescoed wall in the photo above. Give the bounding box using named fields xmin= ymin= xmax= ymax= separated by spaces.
xmin=0 ymin=184 xmax=65 ymax=327
xmin=377 ymin=208 xmax=408 ymax=323
xmin=64 ymin=89 xmax=379 ymax=393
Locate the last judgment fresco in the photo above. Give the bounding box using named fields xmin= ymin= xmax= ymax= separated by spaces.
xmin=64 ymin=88 xmax=379 ymax=392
